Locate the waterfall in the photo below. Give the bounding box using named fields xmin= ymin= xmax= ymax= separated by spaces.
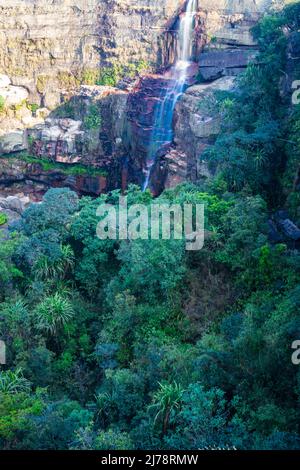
xmin=143 ymin=0 xmax=197 ymax=191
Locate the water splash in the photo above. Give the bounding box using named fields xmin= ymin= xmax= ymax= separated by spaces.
xmin=143 ymin=0 xmax=197 ymax=191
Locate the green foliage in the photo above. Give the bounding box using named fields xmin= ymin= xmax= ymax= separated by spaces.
xmin=0 ymin=233 xmax=23 ymax=292
xmin=202 ymin=6 xmax=295 ymax=202
xmin=112 ymin=238 xmax=186 ymax=303
xmin=16 ymin=187 xmax=78 ymax=267
xmin=84 ymin=104 xmax=102 ymax=130
xmin=80 ymin=69 xmax=100 ymax=86
xmin=95 ymin=429 xmax=133 ymax=450
xmin=34 ymin=293 xmax=74 ymax=335
xmin=0 ymin=95 xmax=5 ymax=111
xmin=22 ymin=399 xmax=93 ymax=450
xmin=215 ymin=196 xmax=268 ymax=285
xmin=163 ymin=384 xmax=241 ymax=449
xmin=33 ymin=244 xmax=75 ymax=281
xmin=0 ymin=369 xmax=31 ymax=394
xmin=149 ymin=382 xmax=185 ymax=435
xmin=97 ymin=61 xmax=149 ymax=87
xmin=16 ymin=152 xmax=106 ymax=177
xmin=0 ymin=212 xmax=8 ymax=225
xmin=27 ymin=102 xmax=39 ymax=114
xmin=0 ymin=391 xmax=44 ymax=447
xmin=98 ymin=64 xmax=123 ymax=87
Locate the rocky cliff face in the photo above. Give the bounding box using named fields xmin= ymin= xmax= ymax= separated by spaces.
xmin=0 ymin=0 xmax=278 ymax=196
xmin=98 ymin=0 xmax=181 ymax=68
xmin=0 ymin=0 xmax=100 ymax=107
xmin=125 ymin=0 xmax=275 ymax=190
xmin=165 ymin=76 xmax=235 ymax=187
xmin=0 ymin=0 xmax=184 ymax=197
xmin=0 ymin=0 xmax=181 ymax=106
xmin=164 ymin=0 xmax=278 ymax=188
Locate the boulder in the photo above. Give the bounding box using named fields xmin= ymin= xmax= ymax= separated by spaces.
xmin=0 ymin=194 xmax=30 ymax=214
xmin=0 ymin=131 xmax=26 ymax=154
xmin=278 ymin=219 xmax=300 ymax=241
xmin=31 ymin=117 xmax=84 ymax=159
xmin=0 ymin=85 xmax=29 ymax=107
xmin=0 ymin=74 xmax=11 ymax=88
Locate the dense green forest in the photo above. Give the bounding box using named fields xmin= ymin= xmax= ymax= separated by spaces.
xmin=0 ymin=3 xmax=300 ymax=450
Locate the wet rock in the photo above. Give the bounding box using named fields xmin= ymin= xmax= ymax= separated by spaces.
xmin=126 ymin=67 xmax=198 ymax=181
xmin=173 ymin=76 xmax=236 ymax=183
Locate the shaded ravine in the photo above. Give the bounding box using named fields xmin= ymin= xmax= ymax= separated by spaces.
xmin=143 ymin=0 xmax=198 ymax=191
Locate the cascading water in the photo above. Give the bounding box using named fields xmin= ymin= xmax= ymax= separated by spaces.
xmin=143 ymin=0 xmax=197 ymax=191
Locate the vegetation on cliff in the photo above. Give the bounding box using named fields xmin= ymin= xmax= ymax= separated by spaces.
xmin=0 ymin=3 xmax=300 ymax=450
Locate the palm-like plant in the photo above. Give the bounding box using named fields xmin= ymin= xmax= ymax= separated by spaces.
xmin=35 ymin=292 xmax=74 ymax=335
xmin=33 ymin=244 xmax=75 ymax=281
xmin=94 ymin=392 xmax=115 ymax=425
xmin=0 ymin=368 xmax=31 ymax=394
xmin=149 ymin=382 xmax=185 ymax=435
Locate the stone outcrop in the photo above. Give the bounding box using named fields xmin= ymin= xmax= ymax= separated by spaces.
xmin=31 ymin=118 xmax=84 ymax=164
xmin=163 ymin=148 xmax=188 ymax=189
xmin=166 ymin=76 xmax=236 ymax=186
xmin=0 ymin=74 xmax=28 ymax=107
xmin=0 ymin=1 xmax=274 ymax=104
xmin=0 ymin=77 xmax=130 ymax=196
xmin=28 ymin=85 xmax=128 ymax=170
xmin=0 ymin=82 xmax=128 ymax=191
xmin=0 ymin=130 xmax=27 ymax=154
xmin=198 ymin=48 xmax=258 ymax=81
xmin=0 ymin=193 xmax=31 ymax=229
xmin=0 ymin=193 xmax=30 ymax=214
xmin=0 ymin=155 xmax=108 ymax=200
xmin=0 ymin=72 xmax=49 ymax=154
xmin=198 ymin=0 xmax=274 ymax=47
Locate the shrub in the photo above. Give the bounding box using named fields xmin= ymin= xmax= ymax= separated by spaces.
xmin=84 ymin=104 xmax=102 ymax=130
xmin=0 ymin=213 xmax=8 ymax=226
xmin=0 ymin=95 xmax=5 ymax=112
